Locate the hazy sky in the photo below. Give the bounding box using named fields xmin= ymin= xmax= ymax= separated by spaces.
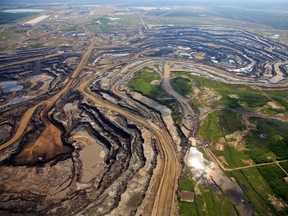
xmin=2 ymin=0 xmax=288 ymax=8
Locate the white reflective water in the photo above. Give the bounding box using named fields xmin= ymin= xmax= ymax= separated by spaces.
xmin=186 ymin=147 xmax=209 ymax=181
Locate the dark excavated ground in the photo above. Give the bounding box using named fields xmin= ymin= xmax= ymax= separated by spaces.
xmin=0 ymin=25 xmax=287 ymax=215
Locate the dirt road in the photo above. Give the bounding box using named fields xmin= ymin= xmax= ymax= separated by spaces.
xmin=0 ymin=53 xmax=62 ymax=69
xmin=162 ymin=62 xmax=198 ymax=137
xmin=79 ymin=78 xmax=180 ymax=216
xmin=204 ymin=148 xmax=288 ymax=173
xmin=0 ymin=38 xmax=96 ymax=152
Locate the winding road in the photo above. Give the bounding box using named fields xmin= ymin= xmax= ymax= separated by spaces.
xmin=79 ymin=75 xmax=180 ymax=215
xmin=0 ymin=38 xmax=96 ymax=152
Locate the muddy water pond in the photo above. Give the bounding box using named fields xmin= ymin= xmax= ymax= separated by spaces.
xmin=80 ymin=141 xmax=106 ymax=183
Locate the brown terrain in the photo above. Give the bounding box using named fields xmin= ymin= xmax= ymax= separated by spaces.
xmin=0 ymin=8 xmax=287 ymax=216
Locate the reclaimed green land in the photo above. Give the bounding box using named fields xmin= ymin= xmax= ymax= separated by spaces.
xmin=128 ymin=67 xmax=163 ymax=98
xmin=145 ymin=6 xmax=288 ymax=30
xmin=0 ymin=32 xmax=11 ymax=42
xmin=199 ymin=109 xmax=245 ymax=144
xmin=175 ymin=72 xmax=288 ymax=214
xmin=175 ymin=72 xmax=270 ymax=109
xmin=199 ymin=111 xmax=223 ymax=143
xmin=174 ymin=73 xmax=287 ymax=164
xmin=280 ymin=161 xmax=288 ymax=173
xmin=202 ymin=109 xmax=248 ymax=168
xmin=174 ymin=72 xmax=288 ymax=117
xmin=179 ymin=168 xmax=198 ymax=216
xmin=171 ymin=77 xmax=192 ymax=96
xmin=200 ymin=185 xmax=235 ymax=216
xmin=17 ymin=43 xmax=44 ymax=50
xmin=87 ymin=14 xmax=141 ymax=31
xmin=213 ymin=144 xmax=250 ymax=168
xmin=258 ymin=165 xmax=288 ymax=208
xmin=0 ymin=12 xmax=35 ymax=24
xmin=179 ymin=169 xmax=234 ymax=216
xmin=230 ymin=168 xmax=280 ymax=215
xmin=246 ymin=118 xmax=288 ymax=163
xmin=62 ymin=25 xmax=78 ymax=31
xmin=128 ymin=68 xmax=182 ymax=123
xmin=265 ymin=90 xmax=288 ymax=114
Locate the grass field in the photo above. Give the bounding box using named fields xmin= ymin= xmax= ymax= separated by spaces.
xmin=199 ymin=111 xmax=223 ymax=143
xmin=17 ymin=43 xmax=44 ymax=50
xmin=128 ymin=67 xmax=182 ymax=123
xmin=0 ymin=12 xmax=35 ymax=24
xmin=145 ymin=5 xmax=288 ymax=30
xmin=174 ymin=72 xmax=272 ymax=110
xmin=179 ymin=202 xmax=197 ymax=216
xmin=173 ymin=72 xmax=288 ymax=118
xmin=179 ymin=168 xmax=235 ymax=216
xmin=0 ymin=32 xmax=10 ymax=40
xmin=246 ymin=118 xmax=288 ymax=163
xmin=174 ymin=73 xmax=287 ymax=166
xmin=230 ymin=168 xmax=280 ymax=215
xmin=143 ymin=5 xmax=288 ymax=45
xmin=219 ymin=109 xmax=246 ymax=133
xmin=280 ymin=161 xmax=288 ymax=173
xmin=199 ymin=109 xmax=245 ymax=144
xmin=258 ymin=165 xmax=288 ymax=209
xmin=62 ymin=25 xmax=78 ymax=32
xmin=171 ymin=77 xmax=192 ymax=96
xmin=128 ymin=67 xmax=163 ymax=98
xmin=87 ymin=14 xmax=141 ymax=31
xmin=213 ymin=144 xmax=250 ymax=168
xmin=176 ymin=72 xmax=288 ymax=214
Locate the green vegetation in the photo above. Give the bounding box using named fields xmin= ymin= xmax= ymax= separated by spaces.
xmin=0 ymin=12 xmax=34 ymax=24
xmin=179 ymin=202 xmax=197 ymax=216
xmin=211 ymin=7 xmax=288 ymax=30
xmin=246 ymin=118 xmax=288 ymax=163
xmin=170 ymin=104 xmax=181 ymax=124
xmin=258 ymin=165 xmax=288 ymax=205
xmin=17 ymin=43 xmax=44 ymax=50
xmin=199 ymin=109 xmax=245 ymax=144
xmin=273 ymin=96 xmax=288 ymax=111
xmin=213 ymin=144 xmax=249 ymax=168
xmin=192 ymin=74 xmax=280 ymax=111
xmin=228 ymin=165 xmax=288 ymax=215
xmin=26 ymin=38 xmax=40 ymax=41
xmin=179 ymin=168 xmax=195 ymax=192
xmin=199 ymin=111 xmax=223 ymax=143
xmin=199 ymin=187 xmax=235 ymax=216
xmin=263 ymin=107 xmax=282 ymax=116
xmin=264 ymin=90 xmax=288 ymax=115
xmin=128 ymin=68 xmax=182 ymax=124
xmin=145 ymin=6 xmax=288 ymax=30
xmin=183 ymin=185 xmax=235 ymax=216
xmin=280 ymin=161 xmax=288 ymax=173
xmin=179 ymin=168 xmax=234 ymax=216
xmin=0 ymin=32 xmax=11 ymax=42
xmin=87 ymin=17 xmax=111 ymax=30
xmin=128 ymin=67 xmax=163 ymax=99
xmin=170 ymin=77 xmax=192 ymax=96
xmin=175 ymin=73 xmax=287 ymax=165
xmin=230 ymin=168 xmax=279 ymax=215
xmin=62 ymin=25 xmax=78 ymax=31
xmin=87 ymin=14 xmax=141 ymax=31
xmin=175 ymin=72 xmax=271 ymax=109
xmin=219 ymin=109 xmax=246 ymax=133
xmin=179 ymin=168 xmax=197 ymax=215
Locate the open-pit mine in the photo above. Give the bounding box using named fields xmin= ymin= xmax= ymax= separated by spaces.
xmin=0 ymin=8 xmax=288 ymax=216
